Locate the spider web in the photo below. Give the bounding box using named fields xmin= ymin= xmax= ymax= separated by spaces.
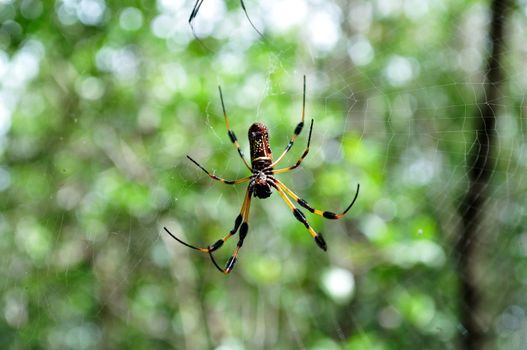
xmin=151 ymin=1 xmax=527 ymax=349
xmin=147 ymin=1 xmax=525 ymax=349
xmin=1 ymin=0 xmax=526 ymax=349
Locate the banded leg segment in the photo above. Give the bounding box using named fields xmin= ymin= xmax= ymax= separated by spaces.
xmin=270 ymin=182 xmax=327 ymax=251
xmin=218 ymin=86 xmax=252 ymax=171
xmin=268 ymin=76 xmax=307 ymax=168
xmin=271 ymin=119 xmax=313 ymax=174
xmin=163 ymin=186 xmax=251 ymax=259
xmin=163 ymin=211 xmax=240 ymax=254
xmin=210 ymin=188 xmax=253 ymax=274
xmin=187 ymin=155 xmax=252 ymax=185
xmin=273 ymin=178 xmax=360 ymax=219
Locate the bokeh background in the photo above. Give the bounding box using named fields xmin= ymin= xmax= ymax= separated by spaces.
xmin=1 ymin=0 xmax=526 ymax=349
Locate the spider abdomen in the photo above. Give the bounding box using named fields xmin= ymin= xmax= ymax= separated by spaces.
xmin=248 ymin=122 xmax=273 ymax=171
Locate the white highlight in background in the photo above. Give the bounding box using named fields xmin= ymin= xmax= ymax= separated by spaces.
xmin=120 ymin=7 xmax=143 ymax=31
xmin=308 ymin=7 xmax=341 ymax=53
xmin=0 ymin=101 xmax=11 ymax=136
xmin=348 ymin=36 xmax=374 ymax=66
xmin=384 ymin=55 xmax=417 ymax=86
xmin=322 ymin=267 xmax=355 ymax=303
xmin=265 ymin=0 xmax=308 ymax=32
xmin=77 ymin=0 xmax=106 ymax=25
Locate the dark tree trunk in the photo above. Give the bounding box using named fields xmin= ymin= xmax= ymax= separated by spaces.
xmin=457 ymin=0 xmax=510 ymax=349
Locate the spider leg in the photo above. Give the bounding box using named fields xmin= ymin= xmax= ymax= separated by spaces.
xmin=271 ymin=119 xmax=313 ymax=174
xmin=273 ymin=178 xmax=360 ymax=219
xmin=267 ymin=76 xmax=307 ymax=169
xmin=163 ymin=217 xmax=240 ymax=254
xmin=269 ymin=180 xmax=327 ymax=251
xmin=209 ymin=187 xmax=253 ymax=274
xmin=218 ymin=86 xmax=253 ymax=171
xmin=163 ymin=186 xmax=252 ymax=261
xmin=239 ymin=0 xmax=264 ymax=37
xmin=187 ymin=155 xmax=252 ymax=185
xmin=188 ymin=0 xmax=213 ymax=52
xmin=164 ymin=227 xmax=210 ymax=253
xmin=189 ymin=0 xmax=205 ymax=25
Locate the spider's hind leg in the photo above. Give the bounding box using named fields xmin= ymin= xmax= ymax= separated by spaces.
xmin=270 ymin=180 xmax=327 ymax=251
xmin=163 ymin=186 xmax=253 ymax=274
xmin=211 ymin=187 xmax=253 ymax=274
xmin=273 ymin=178 xmax=360 ymax=220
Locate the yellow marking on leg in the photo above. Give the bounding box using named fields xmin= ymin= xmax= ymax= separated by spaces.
xmin=267 ymin=77 xmax=307 ymax=169
xmin=273 ymin=179 xmax=326 ymax=217
xmin=272 ymin=183 xmax=318 ymax=239
xmin=218 ymin=85 xmax=252 ymax=171
xmin=273 ymin=178 xmax=358 ymax=220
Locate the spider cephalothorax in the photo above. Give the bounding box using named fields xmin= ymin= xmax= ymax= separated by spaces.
xmin=164 ymin=76 xmax=360 ymax=275
xmin=252 ymin=171 xmax=272 ymax=199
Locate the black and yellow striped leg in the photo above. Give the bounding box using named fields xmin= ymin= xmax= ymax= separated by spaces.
xmin=269 ymin=181 xmax=327 ymax=251
xmin=271 ymin=119 xmax=313 ymax=174
xmin=268 ymin=76 xmax=307 ymax=168
xmin=163 ymin=212 xmax=241 ymax=255
xmin=186 ymin=155 xmax=252 ymax=185
xmin=218 ymin=86 xmax=253 ymax=171
xmin=163 ymin=187 xmax=252 ymax=265
xmin=273 ymin=178 xmax=360 ymax=220
xmin=209 ymin=187 xmax=253 ymax=274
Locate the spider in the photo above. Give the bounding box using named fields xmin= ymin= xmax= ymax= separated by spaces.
xmin=164 ymin=76 xmax=360 ymax=275
xmin=189 ymin=0 xmax=263 ymax=38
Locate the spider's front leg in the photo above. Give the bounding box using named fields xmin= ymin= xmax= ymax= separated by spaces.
xmin=267 ymin=76 xmax=308 ymax=169
xmin=218 ymin=86 xmax=253 ymax=171
xmin=271 ymin=119 xmax=314 ymax=174
xmin=187 ymin=156 xmax=252 ymax=185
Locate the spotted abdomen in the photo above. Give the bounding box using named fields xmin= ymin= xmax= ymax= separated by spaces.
xmin=248 ymin=123 xmax=273 ymax=170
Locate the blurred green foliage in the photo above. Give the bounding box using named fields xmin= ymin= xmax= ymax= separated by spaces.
xmin=0 ymin=0 xmax=526 ymax=349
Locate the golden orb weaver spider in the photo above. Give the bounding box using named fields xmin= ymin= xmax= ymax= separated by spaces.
xmin=164 ymin=76 xmax=360 ymax=275
xmin=189 ymin=0 xmax=263 ymax=38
